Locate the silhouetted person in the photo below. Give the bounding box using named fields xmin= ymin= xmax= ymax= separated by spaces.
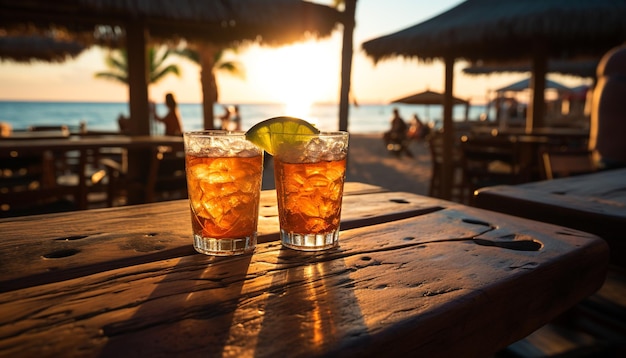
xmin=217 ymin=105 xmax=230 ymax=130
xmin=229 ymin=105 xmax=242 ymax=131
xmin=153 ymin=93 xmax=183 ymax=136
xmin=407 ymin=113 xmax=428 ymax=141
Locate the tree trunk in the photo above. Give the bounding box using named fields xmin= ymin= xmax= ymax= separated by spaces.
xmin=198 ymin=44 xmax=219 ymax=130
xmin=338 ymin=0 xmax=356 ymax=132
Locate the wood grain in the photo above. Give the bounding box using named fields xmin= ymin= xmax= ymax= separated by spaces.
xmin=0 ymin=201 xmax=609 ymax=357
xmin=0 ymin=183 xmax=395 ymax=292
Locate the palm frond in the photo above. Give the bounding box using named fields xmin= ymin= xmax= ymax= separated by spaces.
xmin=96 ymin=45 xmax=182 ymax=86
xmin=173 ymin=48 xmax=200 ymax=64
xmin=218 ymin=61 xmax=245 ymax=79
xmin=93 ymin=72 xmax=127 ymax=84
xmin=151 ymin=64 xmax=181 ymax=83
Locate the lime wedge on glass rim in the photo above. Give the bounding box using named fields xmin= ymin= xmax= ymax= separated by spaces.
xmin=245 ymin=116 xmax=320 ymax=156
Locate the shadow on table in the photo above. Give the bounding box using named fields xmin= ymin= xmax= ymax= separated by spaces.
xmin=97 ymin=253 xmax=253 ymax=356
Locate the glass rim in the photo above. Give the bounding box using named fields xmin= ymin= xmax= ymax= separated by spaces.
xmin=269 ymin=131 xmax=349 ymax=137
xmin=183 ymin=130 xmax=245 ymax=137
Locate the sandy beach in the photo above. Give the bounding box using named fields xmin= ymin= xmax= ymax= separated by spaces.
xmin=262 ymin=133 xmax=432 ymax=196
xmin=345 ymin=133 xmax=431 ymax=195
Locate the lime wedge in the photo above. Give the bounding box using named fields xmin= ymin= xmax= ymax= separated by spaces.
xmin=245 ymin=116 xmax=320 ymax=156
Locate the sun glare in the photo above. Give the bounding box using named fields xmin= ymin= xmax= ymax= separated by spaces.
xmin=284 ymin=97 xmax=314 ymax=119
xmin=246 ymin=40 xmax=338 ymax=121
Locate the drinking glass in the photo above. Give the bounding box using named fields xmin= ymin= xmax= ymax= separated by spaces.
xmin=273 ymin=131 xmax=349 ymax=251
xmin=183 ymin=131 xmax=263 ymax=256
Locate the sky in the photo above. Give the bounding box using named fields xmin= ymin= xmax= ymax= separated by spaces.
xmin=0 ymin=0 xmax=591 ymax=107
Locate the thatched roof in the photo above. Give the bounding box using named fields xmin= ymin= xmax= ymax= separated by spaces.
xmin=0 ymin=35 xmax=86 ymax=63
xmin=463 ymin=59 xmax=599 ymax=79
xmin=362 ymin=0 xmax=626 ymax=64
xmin=0 ymin=0 xmax=341 ymax=47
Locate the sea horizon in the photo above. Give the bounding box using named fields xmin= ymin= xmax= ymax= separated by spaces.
xmin=0 ymin=100 xmax=491 ymax=134
xmin=1 ymin=99 xmax=462 ymax=106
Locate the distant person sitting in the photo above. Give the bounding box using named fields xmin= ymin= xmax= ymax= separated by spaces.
xmin=117 ymin=113 xmax=130 ymax=133
xmin=383 ymin=108 xmax=413 ymax=158
xmin=152 ymin=93 xmax=183 ymax=136
xmin=407 ymin=113 xmax=428 ymax=141
xmin=228 ymin=105 xmax=242 ymax=131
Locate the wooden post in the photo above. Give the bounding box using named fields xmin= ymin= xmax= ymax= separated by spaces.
xmin=126 ymin=20 xmax=150 ymax=136
xmin=527 ymin=50 xmax=547 ymax=132
xmin=441 ymin=56 xmax=455 ymax=200
xmin=338 ymin=0 xmax=356 ymax=132
xmin=125 ymin=19 xmax=151 ymax=205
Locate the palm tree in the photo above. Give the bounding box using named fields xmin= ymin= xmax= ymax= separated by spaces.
xmin=95 ymin=46 xmax=181 ymax=85
xmin=175 ymin=44 xmax=245 ymax=129
xmin=334 ymin=0 xmax=357 ymax=132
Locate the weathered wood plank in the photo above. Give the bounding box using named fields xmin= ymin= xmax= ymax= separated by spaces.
xmin=0 ymin=207 xmax=609 ymax=358
xmin=475 ymin=185 xmax=626 ymax=222
xmin=474 ymin=169 xmax=626 ymax=267
xmin=519 ymin=167 xmax=626 ymax=200
xmin=1 ymin=183 xmax=441 ymax=293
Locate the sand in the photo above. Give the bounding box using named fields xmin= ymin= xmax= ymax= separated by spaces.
xmin=262 ymin=133 xmax=432 ymax=196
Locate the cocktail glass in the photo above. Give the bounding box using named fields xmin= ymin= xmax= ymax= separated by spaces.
xmin=273 ymin=131 xmax=349 ymax=251
xmin=183 ymin=131 xmax=263 ymax=256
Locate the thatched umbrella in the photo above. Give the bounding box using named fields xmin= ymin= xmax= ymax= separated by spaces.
xmin=391 ymin=90 xmax=470 ymax=121
xmin=361 ymin=0 xmax=626 ymax=200
xmin=392 ymin=90 xmax=469 ymax=106
xmin=495 ymin=77 xmax=571 ymax=93
xmin=0 ymin=0 xmax=341 ymax=134
xmin=0 ymin=35 xmax=86 ymax=63
xmin=0 ymin=0 xmax=340 ymax=47
xmin=361 ymin=0 xmax=626 ymax=63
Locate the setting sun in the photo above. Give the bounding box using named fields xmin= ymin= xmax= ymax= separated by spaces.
xmin=241 ymin=39 xmax=340 ymax=118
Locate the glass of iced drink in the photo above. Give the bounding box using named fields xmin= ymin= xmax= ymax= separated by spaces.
xmin=183 ymin=131 xmax=263 ymax=256
xmin=273 ymin=131 xmax=349 ymax=251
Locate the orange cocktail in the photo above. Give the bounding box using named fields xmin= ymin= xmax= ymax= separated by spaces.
xmin=273 ymin=132 xmax=349 ymax=251
xmin=184 ymin=131 xmax=263 ymax=256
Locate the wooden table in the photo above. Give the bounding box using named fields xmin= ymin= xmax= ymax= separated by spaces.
xmin=0 ymin=135 xmax=183 ymax=209
xmin=0 ymin=182 xmax=609 ymax=357
xmin=474 ymin=168 xmax=626 ymax=268
xmin=463 ymin=127 xmax=589 ymax=183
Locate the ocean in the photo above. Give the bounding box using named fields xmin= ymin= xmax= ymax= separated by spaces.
xmin=0 ymin=101 xmax=491 ymax=134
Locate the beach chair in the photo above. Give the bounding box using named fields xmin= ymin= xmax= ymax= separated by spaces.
xmin=145 ymin=146 xmax=187 ymax=203
xmin=460 ymin=134 xmax=526 ymax=203
xmin=540 ymin=149 xmax=596 ymax=180
xmin=0 ymin=150 xmax=78 ymax=217
xmin=427 ymin=131 xmax=468 ymax=203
